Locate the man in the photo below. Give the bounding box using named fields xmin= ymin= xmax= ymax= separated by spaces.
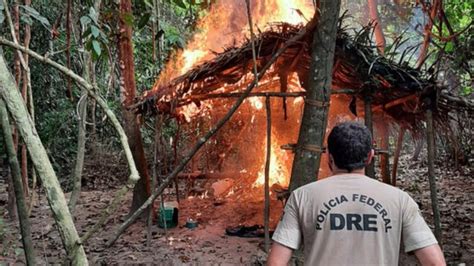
xmin=268 ymin=122 xmax=445 ymax=265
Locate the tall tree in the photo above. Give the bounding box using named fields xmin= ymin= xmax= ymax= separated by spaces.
xmin=288 ymin=0 xmax=341 ymax=191
xmin=368 ymin=0 xmax=390 ymax=184
xmin=117 ymin=0 xmax=151 ymax=213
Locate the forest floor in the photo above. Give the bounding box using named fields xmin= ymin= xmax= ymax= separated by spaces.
xmin=0 ymin=149 xmax=473 ymax=265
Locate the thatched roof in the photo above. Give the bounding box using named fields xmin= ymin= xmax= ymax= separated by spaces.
xmin=133 ymin=18 xmax=473 ymax=132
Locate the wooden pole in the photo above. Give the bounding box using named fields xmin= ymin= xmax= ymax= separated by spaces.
xmin=147 ymin=117 xmax=160 ymax=247
xmin=264 ymin=96 xmax=271 ymax=253
xmin=425 ymin=102 xmax=442 ymax=242
xmin=391 ymin=126 xmax=405 ymax=186
xmin=364 ymin=94 xmax=375 ymax=178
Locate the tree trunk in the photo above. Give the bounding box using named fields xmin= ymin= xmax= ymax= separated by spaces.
xmin=22 ymin=0 xmax=32 ymax=201
xmin=117 ymin=0 xmax=151 ymax=214
xmin=367 ymin=0 xmax=390 ymax=182
xmin=377 ymin=122 xmax=390 ymax=184
xmin=367 ymin=0 xmax=386 ymax=55
xmin=288 ymin=0 xmax=341 ymax=191
xmin=0 ymin=98 xmax=36 ymax=265
xmin=426 ymin=106 xmax=442 ymax=242
xmin=0 ymin=51 xmax=88 ymax=265
xmin=69 ymin=90 xmax=87 ymax=214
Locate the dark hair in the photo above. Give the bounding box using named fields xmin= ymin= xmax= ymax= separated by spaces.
xmin=327 ymin=122 xmax=372 ymax=172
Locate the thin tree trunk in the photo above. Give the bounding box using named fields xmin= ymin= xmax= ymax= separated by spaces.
xmin=377 ymin=121 xmax=390 ymax=184
xmin=264 ymin=96 xmax=271 ymax=253
xmin=69 ymin=91 xmax=87 ymax=214
xmin=117 ymin=0 xmax=152 ymax=215
xmin=22 ymin=0 xmax=32 ymax=202
xmin=364 ymin=96 xmax=375 ymax=178
xmin=288 ymin=0 xmax=341 ymax=191
xmin=367 ymin=0 xmax=390 ymax=182
xmin=367 ymin=0 xmax=386 ymax=55
xmin=417 ymin=0 xmax=440 ymax=68
xmin=0 ymin=51 xmax=89 ymax=265
xmin=391 ymin=126 xmax=405 ymax=186
xmin=66 ymin=0 xmax=73 ymax=99
xmin=412 ymin=136 xmax=424 ymax=160
xmin=0 ymin=98 xmax=36 ymax=265
xmin=426 ymin=106 xmax=442 ymax=242
xmin=69 ymin=0 xmax=98 ymax=213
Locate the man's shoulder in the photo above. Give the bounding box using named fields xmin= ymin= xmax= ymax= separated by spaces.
xmin=293 ymin=174 xmax=410 ymax=198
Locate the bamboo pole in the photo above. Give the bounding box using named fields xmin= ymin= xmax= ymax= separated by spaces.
xmin=425 ymin=102 xmax=442 ymax=242
xmin=0 ymin=99 xmax=36 ymax=265
xmin=391 ymin=126 xmax=405 ymax=186
xmin=105 ymin=16 xmax=319 ymax=247
xmin=364 ymin=94 xmax=375 ymax=178
xmin=264 ymin=96 xmax=271 ymax=253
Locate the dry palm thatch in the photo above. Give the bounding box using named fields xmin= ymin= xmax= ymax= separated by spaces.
xmin=133 ymin=17 xmax=473 ymax=133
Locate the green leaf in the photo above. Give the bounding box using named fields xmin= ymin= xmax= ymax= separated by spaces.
xmin=92 ymin=40 xmax=101 ymax=57
xmin=91 ymin=25 xmax=100 ymax=38
xmin=445 ymin=41 xmax=454 ymax=53
xmin=80 ymin=15 xmax=91 ymax=27
xmin=20 ymin=5 xmax=50 ymax=28
xmin=89 ymin=7 xmax=98 ymax=23
xmin=173 ymin=0 xmax=187 ymax=9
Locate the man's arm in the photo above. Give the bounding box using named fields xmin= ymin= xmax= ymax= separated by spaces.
xmin=414 ymin=244 xmax=446 ymax=266
xmin=267 ymin=242 xmax=293 ymax=266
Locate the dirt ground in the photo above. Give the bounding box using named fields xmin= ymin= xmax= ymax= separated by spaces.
xmin=0 ymin=150 xmax=473 ymax=265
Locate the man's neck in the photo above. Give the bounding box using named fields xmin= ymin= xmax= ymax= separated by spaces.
xmin=331 ymin=168 xmax=365 ymax=175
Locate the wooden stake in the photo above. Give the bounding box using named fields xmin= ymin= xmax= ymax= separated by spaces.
xmin=391 ymin=126 xmax=405 ymax=186
xmin=147 ymin=117 xmax=161 ymax=247
xmin=426 ymin=104 xmax=442 ymax=242
xmin=364 ymin=95 xmax=375 ymax=178
xmin=264 ymin=96 xmax=271 ymax=253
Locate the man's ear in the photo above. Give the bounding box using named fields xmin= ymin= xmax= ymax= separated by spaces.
xmin=328 ymin=154 xmax=334 ymax=172
xmin=366 ymin=149 xmax=375 ymax=165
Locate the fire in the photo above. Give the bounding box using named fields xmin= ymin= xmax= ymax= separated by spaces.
xmin=182 ymin=49 xmax=207 ymax=74
xmin=153 ymin=0 xmax=314 ymax=91
xmin=253 ymin=132 xmax=291 ymax=188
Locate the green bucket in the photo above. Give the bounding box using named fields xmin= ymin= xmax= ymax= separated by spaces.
xmin=158 ymin=201 xmax=179 ymax=228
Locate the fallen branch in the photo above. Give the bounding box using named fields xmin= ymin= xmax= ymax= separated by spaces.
xmin=0 ymin=37 xmax=139 ymax=183
xmin=105 ymin=13 xmax=320 ymax=247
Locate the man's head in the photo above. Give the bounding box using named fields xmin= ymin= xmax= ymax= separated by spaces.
xmin=327 ymin=121 xmax=374 ymax=173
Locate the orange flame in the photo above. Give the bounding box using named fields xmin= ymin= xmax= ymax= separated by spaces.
xmin=253 ymin=131 xmax=291 ymax=187
xmin=153 ymin=0 xmax=314 ymax=91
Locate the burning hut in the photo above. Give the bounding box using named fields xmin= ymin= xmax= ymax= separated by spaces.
xmin=130 ymin=0 xmax=473 ymax=239
xmin=134 ymin=18 xmax=470 ymax=181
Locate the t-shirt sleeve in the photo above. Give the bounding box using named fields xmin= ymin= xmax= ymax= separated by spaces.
xmin=272 ymin=192 xmax=302 ymax=250
xmin=401 ymin=193 xmax=438 ymax=253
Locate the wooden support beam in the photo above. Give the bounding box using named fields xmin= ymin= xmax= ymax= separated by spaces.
xmin=372 ymin=94 xmax=419 ymax=112
xmin=264 ymin=96 xmax=271 ymax=253
xmin=364 ymin=95 xmax=375 ymax=178
xmin=425 ymin=102 xmax=442 ymax=242
xmin=391 ymin=127 xmax=406 ymax=186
